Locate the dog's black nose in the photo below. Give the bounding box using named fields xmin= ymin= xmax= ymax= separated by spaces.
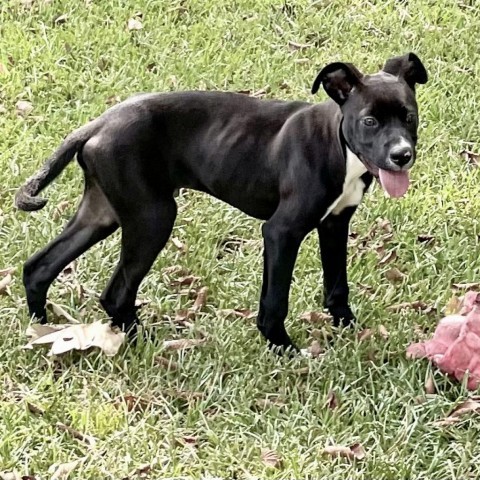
xmin=389 ymin=146 xmax=413 ymax=167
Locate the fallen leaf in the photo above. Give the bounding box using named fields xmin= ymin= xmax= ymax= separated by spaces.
xmin=376 ymin=217 xmax=392 ymax=233
xmin=379 ymin=250 xmax=397 ymax=265
xmin=387 ymin=301 xmax=433 ymax=313
xmin=56 ymin=423 xmax=96 ymax=447
xmin=47 ymin=301 xmax=79 ymax=324
xmin=299 ymin=311 xmax=332 ymax=324
xmin=357 ymin=329 xmax=373 ymax=342
xmin=425 ymin=373 xmax=436 ymax=394
xmin=218 ymin=308 xmax=256 ymax=319
xmin=127 ymin=17 xmax=143 ymax=31
xmin=325 ymin=390 xmax=339 ymax=410
xmin=452 ymin=282 xmax=480 ymax=290
xmin=170 ymin=275 xmax=200 ymax=287
xmin=27 ymin=402 xmax=45 ymax=416
xmin=0 ymin=273 xmax=12 ymax=294
xmin=417 ymin=234 xmax=435 ymax=244
xmin=378 ymin=324 xmax=389 ymax=339
xmin=192 ymin=286 xmax=208 ymax=311
xmin=385 ymin=267 xmax=405 ymax=282
xmin=116 ymin=394 xmax=150 ymax=412
xmin=54 ymin=14 xmax=68 ymax=25
xmin=163 ymin=338 xmax=206 ymax=350
xmin=287 ymin=40 xmax=313 ymax=50
xmin=307 ymin=339 xmax=324 ymax=358
xmin=260 ymin=448 xmax=282 ymax=468
xmin=431 ymin=398 xmax=480 ymax=427
xmin=121 ymin=461 xmax=157 ymax=480
xmin=174 ymin=309 xmax=196 ymax=324
xmin=25 ymin=321 xmax=125 ymax=356
xmin=460 ymin=149 xmax=480 ymax=167
xmin=49 ymin=460 xmax=80 ymax=480
xmin=171 ymin=237 xmax=186 ymax=252
xmin=154 ymin=355 xmax=179 ymax=371
xmin=323 ymin=442 xmax=366 ymax=460
xmin=162 ymin=265 xmax=190 ymax=276
xmin=15 ymin=100 xmax=33 ymax=117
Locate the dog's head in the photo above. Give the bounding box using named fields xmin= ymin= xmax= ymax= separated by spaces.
xmin=312 ymin=53 xmax=428 ymax=198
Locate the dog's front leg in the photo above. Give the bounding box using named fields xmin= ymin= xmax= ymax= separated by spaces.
xmin=317 ymin=206 xmax=357 ymax=327
xmin=257 ymin=218 xmax=310 ymax=354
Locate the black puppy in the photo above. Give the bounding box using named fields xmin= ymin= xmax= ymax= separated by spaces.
xmin=15 ymin=53 xmax=427 ymax=352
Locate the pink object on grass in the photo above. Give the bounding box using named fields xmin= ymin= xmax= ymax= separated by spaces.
xmin=407 ymin=291 xmax=480 ymax=390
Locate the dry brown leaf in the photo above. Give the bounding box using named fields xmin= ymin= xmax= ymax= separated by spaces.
xmin=174 ymin=309 xmax=196 ymax=324
xmin=452 ymin=282 xmax=480 ymax=290
xmin=323 ymin=442 xmax=366 ymax=460
xmin=325 ymin=390 xmax=339 ymax=410
xmin=417 ymin=234 xmax=435 ymax=245
xmin=387 ymin=301 xmax=433 ymax=313
xmin=192 ymin=286 xmax=208 ymax=311
xmin=0 ymin=267 xmax=14 ymax=276
xmin=105 ymin=94 xmax=121 ymax=105
xmin=0 ymin=273 xmax=12 ymax=294
xmin=460 ymin=149 xmax=480 ymax=167
xmin=154 ymin=355 xmax=179 ymax=371
xmin=127 ymin=17 xmax=143 ymax=31
xmin=27 ymin=402 xmax=45 ymax=416
xmin=379 ymin=250 xmax=397 ymax=265
xmin=170 ymin=275 xmax=200 ymax=287
xmin=163 ymin=338 xmax=205 ymax=350
xmin=116 ymin=394 xmax=150 ymax=413
xmin=25 ymin=321 xmax=125 ymax=356
xmin=171 ymin=237 xmax=186 ymax=252
xmin=357 ymin=329 xmax=373 ymax=342
xmin=385 ymin=267 xmax=405 ymax=282
xmin=307 ymin=339 xmax=324 ymax=358
xmin=49 ymin=459 xmax=81 ymax=480
xmin=56 ymin=423 xmax=96 ymax=447
xmin=162 ymin=265 xmax=190 ymax=276
xmin=378 ymin=324 xmax=389 ymax=339
xmin=15 ymin=100 xmax=33 ymax=117
xmin=47 ymin=301 xmax=79 ymax=324
xmin=299 ymin=311 xmax=332 ymax=324
xmin=121 ymin=461 xmax=157 ymax=480
xmin=260 ymin=448 xmax=282 ymax=468
xmin=218 ymin=308 xmax=256 ymax=319
xmin=425 ymin=373 xmax=436 ymax=394
xmin=430 ymin=398 xmax=480 ymax=427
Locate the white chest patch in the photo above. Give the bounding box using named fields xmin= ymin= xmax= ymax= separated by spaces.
xmin=321 ymin=148 xmax=368 ymax=222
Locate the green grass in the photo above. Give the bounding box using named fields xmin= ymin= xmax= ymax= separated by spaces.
xmin=1 ymin=0 xmax=480 ymax=478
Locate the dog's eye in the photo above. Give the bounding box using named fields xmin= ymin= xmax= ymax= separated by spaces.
xmin=362 ymin=117 xmax=377 ymax=127
xmin=406 ymin=113 xmax=417 ymax=124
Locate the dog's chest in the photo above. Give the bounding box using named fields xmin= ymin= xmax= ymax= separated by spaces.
xmin=321 ymin=148 xmax=367 ymax=222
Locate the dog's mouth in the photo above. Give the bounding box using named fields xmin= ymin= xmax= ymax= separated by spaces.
xmin=360 ymin=157 xmax=410 ymax=198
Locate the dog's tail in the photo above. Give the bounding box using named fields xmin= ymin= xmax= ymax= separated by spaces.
xmin=15 ymin=120 xmax=101 ymax=211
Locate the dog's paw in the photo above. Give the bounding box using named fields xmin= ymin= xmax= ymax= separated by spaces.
xmin=329 ymin=306 xmax=356 ymax=328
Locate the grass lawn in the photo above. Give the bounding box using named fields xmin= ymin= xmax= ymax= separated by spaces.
xmin=1 ymin=0 xmax=480 ymax=478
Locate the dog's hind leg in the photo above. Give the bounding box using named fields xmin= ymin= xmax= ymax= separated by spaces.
xmin=23 ymin=177 xmax=119 ymax=323
xmin=99 ymin=197 xmax=177 ymax=336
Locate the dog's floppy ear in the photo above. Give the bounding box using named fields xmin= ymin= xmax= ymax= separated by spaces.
xmin=383 ymin=52 xmax=428 ymax=90
xmin=311 ymin=62 xmax=364 ymax=104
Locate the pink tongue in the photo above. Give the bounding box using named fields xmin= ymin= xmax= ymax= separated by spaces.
xmin=378 ymin=169 xmax=410 ymax=198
